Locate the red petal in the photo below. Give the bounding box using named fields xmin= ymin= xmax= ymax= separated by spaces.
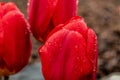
xmin=39 ymin=16 xmax=98 ymax=80
xmin=0 ymin=2 xmax=31 ymax=76
xmin=28 ymin=0 xmax=58 ymax=41
xmin=86 ymin=28 xmax=98 ymax=80
xmin=53 ymin=0 xmax=77 ymax=26
xmin=47 ymin=16 xmax=88 ymax=39
xmin=40 ymin=29 xmax=94 ymax=80
xmin=28 ymin=0 xmax=77 ymax=42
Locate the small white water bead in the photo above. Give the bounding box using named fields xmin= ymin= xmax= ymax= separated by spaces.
xmin=27 ymin=2 xmax=30 ymax=6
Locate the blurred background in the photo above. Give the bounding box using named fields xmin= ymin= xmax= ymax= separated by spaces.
xmin=0 ymin=0 xmax=120 ymax=80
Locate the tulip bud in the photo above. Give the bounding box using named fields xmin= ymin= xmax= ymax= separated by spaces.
xmin=0 ymin=2 xmax=31 ymax=76
xmin=39 ymin=16 xmax=97 ymax=80
xmin=28 ymin=0 xmax=77 ymax=42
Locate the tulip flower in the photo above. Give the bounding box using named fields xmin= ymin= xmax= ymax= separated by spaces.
xmin=28 ymin=0 xmax=77 ymax=42
xmin=39 ymin=16 xmax=97 ymax=80
xmin=0 ymin=2 xmax=31 ymax=76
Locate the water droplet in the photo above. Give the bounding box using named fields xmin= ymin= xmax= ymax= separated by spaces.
xmin=48 ymin=42 xmax=52 ymax=46
xmin=83 ymin=59 xmax=86 ymax=62
xmin=91 ymin=60 xmax=94 ymax=63
xmin=27 ymin=3 xmax=30 ymax=6
xmin=93 ymin=67 xmax=96 ymax=72
xmin=94 ymin=49 xmax=96 ymax=52
xmin=94 ymin=43 xmax=96 ymax=46
xmin=52 ymin=41 xmax=57 ymax=47
xmin=95 ymin=36 xmax=97 ymax=40
xmin=77 ymin=57 xmax=80 ymax=60
xmin=75 ymin=45 xmax=78 ymax=49
xmin=75 ymin=45 xmax=79 ymax=53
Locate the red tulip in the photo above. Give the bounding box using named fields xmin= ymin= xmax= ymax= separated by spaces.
xmin=28 ymin=0 xmax=77 ymax=42
xmin=0 ymin=2 xmax=31 ymax=76
xmin=39 ymin=16 xmax=97 ymax=80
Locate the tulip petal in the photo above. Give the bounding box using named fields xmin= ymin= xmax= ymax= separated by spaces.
xmin=39 ymin=16 xmax=97 ymax=80
xmin=28 ymin=0 xmax=58 ymax=41
xmin=47 ymin=16 xmax=88 ymax=39
xmin=28 ymin=0 xmax=77 ymax=41
xmin=52 ymin=0 xmax=77 ymax=26
xmin=40 ymin=29 xmax=93 ymax=80
xmin=86 ymin=28 xmax=98 ymax=80
xmin=0 ymin=2 xmax=31 ymax=76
